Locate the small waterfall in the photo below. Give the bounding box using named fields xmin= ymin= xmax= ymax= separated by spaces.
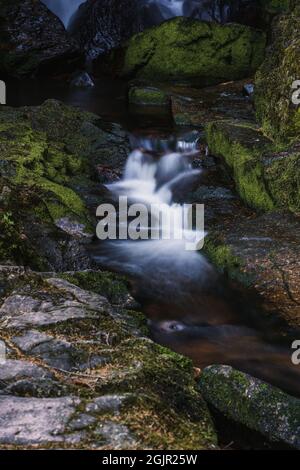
xmin=42 ymin=0 xmax=86 ymax=27
xmin=92 ymin=139 xmax=215 ymax=298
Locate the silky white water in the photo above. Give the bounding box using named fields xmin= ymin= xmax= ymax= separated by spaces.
xmin=93 ymin=142 xmax=215 ymax=297
xmin=42 ymin=0 xmax=86 ymax=27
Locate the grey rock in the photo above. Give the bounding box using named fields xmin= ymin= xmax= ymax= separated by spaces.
xmin=71 ymin=72 xmax=95 ymax=88
xmin=0 ymin=396 xmax=80 ymax=445
xmin=198 ymin=365 xmax=300 ymax=450
xmin=55 ymin=217 xmax=93 ymax=238
xmin=85 ymin=395 xmax=128 ymax=414
xmin=0 ymin=359 xmax=51 ymax=382
xmin=68 ymin=413 xmax=97 ymax=431
xmin=12 ymin=330 xmax=106 ymax=372
xmin=46 ymin=278 xmax=111 ymax=311
xmin=95 ymin=421 xmax=136 ymax=449
xmin=0 ymin=278 xmax=112 ymax=329
xmin=243 ymin=83 xmax=254 ymax=96
xmin=3 ymin=378 xmax=64 ymax=398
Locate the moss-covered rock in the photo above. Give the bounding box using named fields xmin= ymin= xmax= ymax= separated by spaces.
xmin=128 ymin=86 xmax=170 ymax=107
xmin=0 ymin=100 xmax=129 ymax=269
xmin=0 ymin=268 xmax=218 ymax=450
xmin=206 ymin=120 xmax=300 ymax=212
xmin=112 ymin=17 xmax=266 ymax=86
xmin=0 ymin=0 xmax=81 ymax=77
xmin=255 ymin=5 xmax=300 ymax=142
xmin=198 ymin=365 xmax=300 ymax=449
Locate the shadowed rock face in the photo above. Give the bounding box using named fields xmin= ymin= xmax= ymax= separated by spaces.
xmin=69 ymin=0 xmax=264 ymax=61
xmin=0 ymin=0 xmax=82 ymax=78
xmin=140 ymin=0 xmax=261 ymax=28
xmin=69 ymin=0 xmax=141 ymax=60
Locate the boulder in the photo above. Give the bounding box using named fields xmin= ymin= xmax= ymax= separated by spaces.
xmin=112 ymin=17 xmax=266 ymax=86
xmin=0 ymin=269 xmax=218 ymax=449
xmin=69 ymin=0 xmax=141 ymax=60
xmin=128 ymin=86 xmax=170 ymax=106
xmin=198 ymin=365 xmax=300 ymax=449
xmin=0 ymin=100 xmax=129 ymax=270
xmin=255 ymin=5 xmax=300 ymax=142
xmin=0 ymin=0 xmax=81 ymax=77
xmin=206 ymin=120 xmax=300 ymax=212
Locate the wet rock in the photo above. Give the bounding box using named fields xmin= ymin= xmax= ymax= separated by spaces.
xmin=0 ymin=0 xmax=81 ymax=78
xmin=171 ymin=80 xmax=255 ymax=127
xmin=129 ymin=86 xmax=170 ymax=107
xmin=0 ymin=396 xmax=81 ymax=445
xmin=0 ymin=100 xmax=129 ymax=270
xmin=206 ymin=120 xmax=300 ymax=212
xmin=71 ymin=72 xmax=95 ymax=88
xmin=198 ymin=365 xmax=300 ymax=449
xmin=205 ymin=210 xmax=300 ymax=328
xmin=69 ymin=0 xmax=141 ymax=60
xmin=243 ymin=83 xmax=254 ymax=97
xmin=113 ymin=17 xmax=266 ymax=86
xmin=255 ymin=5 xmax=300 ymax=142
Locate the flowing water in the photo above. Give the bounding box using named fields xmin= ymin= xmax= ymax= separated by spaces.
xmin=42 ymin=0 xmax=86 ymax=27
xmin=7 ymin=74 xmax=300 ymax=398
xmin=91 ymin=135 xmax=300 ymax=398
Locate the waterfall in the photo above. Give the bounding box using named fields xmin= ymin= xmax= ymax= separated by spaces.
xmin=92 ymin=138 xmax=215 ymax=299
xmin=41 ymin=0 xmax=87 ymax=27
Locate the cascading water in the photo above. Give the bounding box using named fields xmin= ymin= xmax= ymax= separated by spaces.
xmin=93 ymin=140 xmax=213 ymax=297
xmin=91 ymin=136 xmax=300 ymax=397
xmin=42 ymin=0 xmax=86 ymax=27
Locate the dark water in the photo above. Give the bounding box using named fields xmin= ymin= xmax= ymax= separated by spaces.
xmin=6 ymin=77 xmax=173 ymax=131
xmin=7 ymin=77 xmax=300 ymax=399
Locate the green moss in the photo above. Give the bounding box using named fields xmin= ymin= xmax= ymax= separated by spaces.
xmin=204 ymin=236 xmax=254 ymax=286
xmin=119 ymin=17 xmax=266 ymax=86
xmin=264 ymin=151 xmax=300 ymax=212
xmin=61 ymin=270 xmax=130 ymax=305
xmin=206 ymin=120 xmax=275 ymax=211
xmin=255 ymin=6 xmax=300 ymax=143
xmin=128 ymin=86 xmax=169 ymax=107
xmin=206 ymin=119 xmax=300 ymax=212
xmin=199 ymin=365 xmax=300 ymax=447
xmin=39 ymin=178 xmax=88 ymax=223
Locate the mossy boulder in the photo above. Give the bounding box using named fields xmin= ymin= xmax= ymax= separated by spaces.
xmin=112 ymin=17 xmax=266 ymax=86
xmin=206 ymin=120 xmax=300 ymax=212
xmin=0 ymin=100 xmax=129 ymax=270
xmin=0 ymin=268 xmax=218 ymax=449
xmin=198 ymin=365 xmax=300 ymax=449
xmin=128 ymin=86 xmax=170 ymax=107
xmin=255 ymin=5 xmax=300 ymax=142
xmin=0 ymin=0 xmax=81 ymax=77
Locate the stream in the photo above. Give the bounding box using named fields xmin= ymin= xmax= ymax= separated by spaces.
xmin=6 ymin=76 xmax=300 ymax=399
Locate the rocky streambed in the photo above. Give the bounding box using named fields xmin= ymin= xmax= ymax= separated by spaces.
xmin=0 ymin=0 xmax=300 ymax=451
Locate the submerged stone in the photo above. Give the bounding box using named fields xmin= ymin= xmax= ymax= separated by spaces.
xmin=128 ymin=86 xmax=170 ymax=107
